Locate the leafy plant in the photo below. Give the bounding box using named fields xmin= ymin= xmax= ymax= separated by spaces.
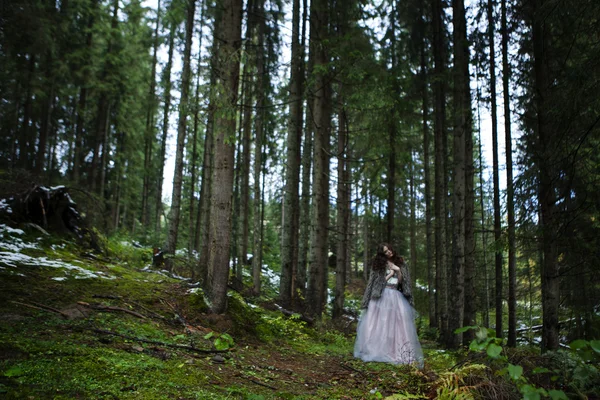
xmin=203 ymin=332 xmax=235 ymax=351
xmin=456 ymin=326 xmax=569 ymax=400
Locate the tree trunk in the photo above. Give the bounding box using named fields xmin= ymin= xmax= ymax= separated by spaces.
xmin=197 ymin=14 xmax=221 ymax=282
xmin=296 ymin=0 xmax=311 ymax=303
xmin=206 ymin=0 xmax=243 ymax=313
xmin=188 ymin=0 xmax=206 ymax=257
xmin=306 ymin=0 xmax=330 ymax=318
xmin=432 ymin=0 xmax=447 ymax=332
xmin=280 ymin=0 xmax=304 ymax=308
xmin=250 ymin=1 xmax=266 ymax=296
xmin=90 ymin=0 xmax=119 ymax=194
xmin=36 ymin=50 xmax=55 ymax=175
xmin=502 ymin=0 xmax=517 ymax=348
xmin=420 ymin=13 xmax=435 ymax=327
xmin=19 ymin=53 xmax=36 ymax=170
xmin=532 ymin=0 xmax=559 ymax=352
xmin=165 ymin=0 xmax=196 ymax=258
xmin=154 ymin=20 xmax=176 ymax=239
xmin=409 ymin=151 xmax=417 ymax=286
xmin=448 ymin=0 xmax=470 ymax=349
xmin=488 ymin=0 xmax=504 ymax=340
xmin=240 ymin=0 xmax=256 ymax=276
xmin=333 ymin=103 xmax=349 ymax=320
xmin=142 ymin=0 xmax=161 ymax=229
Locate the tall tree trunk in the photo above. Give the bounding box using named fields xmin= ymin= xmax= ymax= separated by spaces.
xmin=488 ymin=0 xmax=504 ymax=340
xmin=502 ymin=0 xmax=517 ymax=348
xmin=306 ymin=0 xmax=330 ymax=317
xmin=409 ymin=151 xmax=417 ymax=284
xmin=90 ymin=0 xmax=119 ymax=194
xmin=206 ymin=0 xmax=243 ymax=313
xmin=188 ymin=1 xmax=206 ymax=257
xmin=142 ymin=0 xmax=161 ymax=229
xmin=448 ymin=0 xmax=470 ymax=349
xmin=296 ymin=0 xmax=311 ymax=303
xmin=252 ymin=0 xmax=267 ymax=295
xmin=165 ymin=0 xmax=196 ymax=259
xmin=532 ymin=0 xmax=559 ymax=352
xmin=19 ymin=53 xmax=36 ymax=170
xmin=99 ymin=103 xmax=111 ymax=198
xmin=197 ymin=14 xmax=221 ymax=282
xmin=154 ymin=20 xmax=176 ymax=239
xmin=432 ymin=0 xmax=447 ymax=332
xmin=475 ymin=72 xmax=490 ymax=328
xmin=36 ymin=50 xmax=55 ymax=175
xmin=280 ymin=0 xmax=304 ymax=308
xmin=463 ymin=59 xmax=476 ymax=346
xmin=333 ymin=104 xmax=349 ymax=320
xmin=240 ymin=0 xmax=256 ymax=275
xmin=420 ymin=16 xmax=435 ymax=327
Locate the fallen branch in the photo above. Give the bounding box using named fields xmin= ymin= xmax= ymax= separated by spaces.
xmin=78 ymin=302 xmax=146 ymax=319
xmin=241 ymin=375 xmax=278 ymax=391
xmin=340 ymin=362 xmax=366 ymax=377
xmin=274 ymin=304 xmax=314 ymax=325
xmin=11 ymin=300 xmax=70 ymax=319
xmin=91 ymin=328 xmax=229 ymax=354
xmin=126 ymin=300 xmax=167 ymax=321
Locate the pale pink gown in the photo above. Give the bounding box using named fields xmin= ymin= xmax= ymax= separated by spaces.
xmin=354 ymin=268 xmax=423 ymax=367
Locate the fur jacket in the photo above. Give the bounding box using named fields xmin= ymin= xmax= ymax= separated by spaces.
xmin=360 ymin=261 xmax=414 ymax=309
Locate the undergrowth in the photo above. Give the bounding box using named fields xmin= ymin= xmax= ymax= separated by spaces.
xmin=1 ymin=228 xmax=598 ymax=399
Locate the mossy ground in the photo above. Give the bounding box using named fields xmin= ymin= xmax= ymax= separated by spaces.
xmin=2 ymin=228 xmax=595 ymax=399
xmin=0 ymin=231 xmax=440 ymax=399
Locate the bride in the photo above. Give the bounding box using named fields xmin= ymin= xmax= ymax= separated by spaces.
xmin=354 ymin=243 xmax=424 ymax=367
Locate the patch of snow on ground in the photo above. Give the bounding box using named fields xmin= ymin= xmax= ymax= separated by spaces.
xmin=0 ymin=225 xmax=116 ymax=280
xmin=0 ymin=199 xmax=13 ymax=214
xmin=0 ymin=251 xmax=114 ymax=279
xmin=0 ymin=224 xmax=40 ymax=252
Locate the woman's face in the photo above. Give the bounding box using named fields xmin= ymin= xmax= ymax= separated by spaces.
xmin=383 ymin=246 xmax=393 ymax=259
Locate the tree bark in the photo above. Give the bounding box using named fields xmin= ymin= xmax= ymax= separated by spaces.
xmin=532 ymin=0 xmax=559 ymax=352
xmin=306 ymin=0 xmax=330 ymax=318
xmin=165 ymin=0 xmax=196 ymax=258
xmin=419 ymin=10 xmax=435 ymax=327
xmin=206 ymin=0 xmax=243 ymax=313
xmin=251 ymin=0 xmax=267 ymax=296
xmin=488 ymin=0 xmax=504 ymax=340
xmin=432 ymin=0 xmax=447 ymax=332
xmin=142 ymin=0 xmax=161 ymax=229
xmin=333 ymin=104 xmax=350 ymax=320
xmin=154 ymin=20 xmax=176 ymax=239
xmin=280 ymin=0 xmax=304 ymax=308
xmin=502 ymin=0 xmax=517 ymax=348
xmin=448 ymin=0 xmax=470 ymax=349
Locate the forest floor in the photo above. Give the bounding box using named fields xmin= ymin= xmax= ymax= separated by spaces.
xmin=0 ymin=223 xmax=597 ymax=399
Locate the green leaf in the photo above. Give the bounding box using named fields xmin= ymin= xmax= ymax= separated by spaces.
xmin=521 ymin=385 xmax=541 ymax=400
xmin=487 ymin=343 xmax=502 ymax=359
xmin=589 ymin=340 xmax=600 ymax=354
xmin=569 ymin=339 xmax=587 ymax=350
xmin=203 ymin=332 xmax=214 ymax=340
xmin=548 ymin=390 xmax=568 ymax=400
xmin=469 ymin=340 xmax=487 ymax=352
xmin=4 ymin=366 xmax=24 ymax=377
xmin=507 ymin=364 xmax=523 ymax=381
xmin=475 ymin=327 xmax=489 ymax=342
xmin=454 ymin=325 xmax=477 ymax=334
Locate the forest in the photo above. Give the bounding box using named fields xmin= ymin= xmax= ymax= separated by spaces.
xmin=1 ymin=0 xmax=599 ymax=398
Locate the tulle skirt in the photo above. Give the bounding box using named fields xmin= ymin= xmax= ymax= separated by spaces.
xmin=354 ymin=287 xmax=424 ymax=367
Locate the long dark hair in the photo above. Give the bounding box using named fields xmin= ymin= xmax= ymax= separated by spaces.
xmin=372 ymin=243 xmax=403 ymax=271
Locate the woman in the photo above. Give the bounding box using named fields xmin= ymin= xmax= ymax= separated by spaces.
xmin=354 ymin=243 xmax=423 ymax=367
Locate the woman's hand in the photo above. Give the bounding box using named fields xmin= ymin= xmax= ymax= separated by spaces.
xmin=387 ymin=262 xmax=400 ymax=271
